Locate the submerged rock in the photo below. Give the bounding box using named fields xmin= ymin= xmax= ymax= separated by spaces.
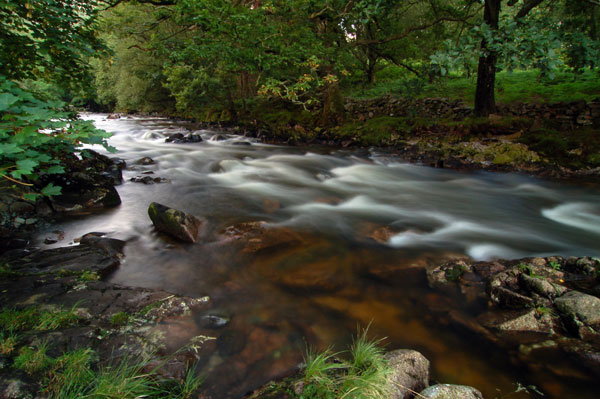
xmin=131 ymin=176 xmax=169 ymax=184
xmin=420 ymin=384 xmax=484 ymax=399
xmin=147 ymin=202 xmax=204 ymax=243
xmin=135 ymin=157 xmax=156 ymax=165
xmin=385 ymin=349 xmax=430 ymax=399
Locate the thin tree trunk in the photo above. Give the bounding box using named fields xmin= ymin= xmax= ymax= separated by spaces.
xmin=474 ymin=0 xmax=501 ymax=117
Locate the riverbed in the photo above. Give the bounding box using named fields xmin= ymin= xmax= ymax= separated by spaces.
xmin=36 ymin=114 xmax=600 ymax=398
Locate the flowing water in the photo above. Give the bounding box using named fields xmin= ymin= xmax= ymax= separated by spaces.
xmin=37 ymin=114 xmax=600 ymax=398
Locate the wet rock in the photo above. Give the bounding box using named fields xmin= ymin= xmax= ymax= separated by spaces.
xmin=79 ymin=235 xmax=126 ymax=257
xmin=481 ymin=309 xmax=555 ymax=336
xmin=232 ymin=141 xmax=252 ymax=146
xmin=80 ymin=149 xmax=124 ymax=186
xmin=217 ymin=330 xmax=247 ymax=356
xmin=420 ymin=384 xmax=484 ymax=399
xmin=44 ymin=238 xmax=58 ymax=245
xmin=519 ymin=274 xmax=567 ymax=299
xmin=9 ymin=202 xmax=34 ymax=214
xmin=211 ymin=134 xmax=227 ymax=141
xmin=220 ymin=221 xmax=303 ymax=253
xmin=555 ymin=291 xmax=600 ymax=332
xmin=196 ymin=314 xmax=230 ymax=329
xmin=165 ymin=133 xmax=184 ymax=143
xmin=7 ymin=237 xmax=125 ymax=277
xmin=385 ymin=349 xmax=430 ymax=399
xmin=166 ymin=133 xmax=203 ymax=143
xmin=427 ymin=261 xmax=471 ymax=288
xmin=131 ymin=176 xmax=169 ymax=184
xmin=565 ymin=257 xmax=599 ymax=276
xmin=107 ymin=113 xmax=121 ymax=119
xmin=489 ymin=286 xmax=535 ymax=309
xmin=135 ymin=157 xmax=156 ymax=165
xmin=148 ymin=202 xmax=204 ymax=243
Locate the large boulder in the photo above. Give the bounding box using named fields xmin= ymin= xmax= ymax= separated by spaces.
xmin=148 ymin=202 xmax=204 ymax=243
xmin=420 ymin=384 xmax=484 ymax=399
xmin=386 ymin=349 xmax=430 ymax=399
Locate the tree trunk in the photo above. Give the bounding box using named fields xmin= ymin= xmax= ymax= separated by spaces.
xmin=474 ymin=0 xmax=501 ymax=117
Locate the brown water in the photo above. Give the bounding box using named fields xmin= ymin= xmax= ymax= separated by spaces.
xmin=36 ymin=114 xmax=600 ymax=399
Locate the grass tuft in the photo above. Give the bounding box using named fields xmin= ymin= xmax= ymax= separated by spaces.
xmin=300 ymin=328 xmax=393 ymax=399
xmin=0 ymin=330 xmax=19 ymax=355
xmin=303 ymin=346 xmax=344 ymax=384
xmin=14 ymin=341 xmax=54 ymax=375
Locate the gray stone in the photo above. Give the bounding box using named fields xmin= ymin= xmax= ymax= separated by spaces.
xmin=2 ymin=379 xmax=34 ymax=399
xmin=420 ymin=384 xmax=484 ymax=399
xmin=385 ymin=349 xmax=430 ymax=399
xmin=555 ymin=291 xmax=600 ymax=326
xmin=489 ymin=286 xmax=534 ymax=309
xmin=487 ymin=309 xmax=554 ymax=335
xmin=148 ymin=202 xmax=204 ymax=243
xmin=519 ymin=274 xmax=566 ymax=299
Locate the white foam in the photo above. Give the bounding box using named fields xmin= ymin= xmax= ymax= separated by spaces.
xmin=542 ymin=203 xmax=600 ymax=234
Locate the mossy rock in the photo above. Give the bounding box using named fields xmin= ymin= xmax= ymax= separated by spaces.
xmin=147 ymin=202 xmax=204 ymax=243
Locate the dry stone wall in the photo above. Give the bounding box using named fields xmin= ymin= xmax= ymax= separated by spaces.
xmin=344 ymin=95 xmax=600 ymax=130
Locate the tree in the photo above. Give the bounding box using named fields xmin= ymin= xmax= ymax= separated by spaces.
xmin=474 ymin=0 xmax=546 ymax=116
xmin=0 ymin=0 xmax=113 ymax=196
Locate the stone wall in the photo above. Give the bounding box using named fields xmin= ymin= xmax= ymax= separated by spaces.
xmin=344 ymin=95 xmax=600 ymax=130
xmin=344 ymin=96 xmax=472 ymax=121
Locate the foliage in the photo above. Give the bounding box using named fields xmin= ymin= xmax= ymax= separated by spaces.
xmin=0 ymin=78 xmax=114 ymax=198
xmin=0 ymin=0 xmax=106 ymax=89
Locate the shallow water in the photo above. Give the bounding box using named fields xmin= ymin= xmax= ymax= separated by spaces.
xmin=37 ymin=114 xmax=600 ymax=398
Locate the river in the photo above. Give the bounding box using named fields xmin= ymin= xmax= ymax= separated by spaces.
xmin=36 ymin=114 xmax=600 ymax=398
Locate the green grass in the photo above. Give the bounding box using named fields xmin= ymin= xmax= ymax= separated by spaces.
xmin=303 ymin=346 xmax=345 ymax=384
xmin=0 ymin=305 xmax=81 ymax=333
xmin=14 ymin=341 xmax=54 ymax=375
xmin=299 ymin=328 xmax=392 ymax=399
xmin=110 ymin=311 xmax=130 ymax=327
xmin=347 ymin=68 xmax=600 ymax=105
xmin=0 ymin=330 xmax=19 ymax=355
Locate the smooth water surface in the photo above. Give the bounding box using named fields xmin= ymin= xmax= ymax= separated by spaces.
xmin=37 ymin=114 xmax=600 ymax=398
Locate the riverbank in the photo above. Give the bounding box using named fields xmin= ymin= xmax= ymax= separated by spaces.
xmin=139 ymin=95 xmax=600 ymax=184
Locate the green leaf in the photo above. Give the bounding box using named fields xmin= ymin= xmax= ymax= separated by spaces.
xmin=45 ymin=165 xmax=65 ymax=174
xmin=0 ymin=143 xmax=23 ymax=155
xmin=15 ymin=159 xmax=39 ymax=175
xmin=0 ymin=93 xmax=19 ymax=111
xmin=41 ymin=183 xmax=62 ymax=197
xmin=23 ymin=193 xmax=40 ymax=201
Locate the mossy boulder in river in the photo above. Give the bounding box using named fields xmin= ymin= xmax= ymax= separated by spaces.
xmin=148 ymin=202 xmax=204 ymax=243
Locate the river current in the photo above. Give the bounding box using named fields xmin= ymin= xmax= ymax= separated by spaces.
xmin=36 ymin=114 xmax=600 ymax=398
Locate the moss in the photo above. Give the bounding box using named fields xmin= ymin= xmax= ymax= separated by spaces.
xmin=336 ymin=116 xmax=411 ymax=146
